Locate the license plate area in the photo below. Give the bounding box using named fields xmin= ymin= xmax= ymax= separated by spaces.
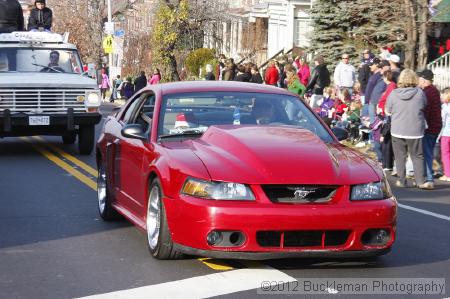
xmin=29 ymin=116 xmax=50 ymax=126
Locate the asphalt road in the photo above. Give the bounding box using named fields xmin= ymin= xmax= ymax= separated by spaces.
xmin=0 ymin=103 xmax=449 ymax=299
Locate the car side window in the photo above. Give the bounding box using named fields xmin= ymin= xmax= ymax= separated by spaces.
xmin=121 ymin=92 xmax=155 ymax=132
xmin=121 ymin=98 xmax=142 ymax=124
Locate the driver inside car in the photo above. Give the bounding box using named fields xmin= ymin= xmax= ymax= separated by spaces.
xmin=41 ymin=50 xmax=64 ymax=72
xmin=251 ymin=100 xmax=276 ymax=125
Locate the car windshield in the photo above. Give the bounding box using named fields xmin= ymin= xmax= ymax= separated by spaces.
xmin=0 ymin=47 xmax=82 ymax=74
xmin=158 ymin=92 xmax=334 ymax=143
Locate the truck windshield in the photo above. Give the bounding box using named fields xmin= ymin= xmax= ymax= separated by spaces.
xmin=0 ymin=48 xmax=82 ymax=74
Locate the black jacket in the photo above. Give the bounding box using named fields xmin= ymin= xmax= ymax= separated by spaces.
xmin=205 ymin=72 xmax=215 ymax=81
xmin=134 ymin=75 xmax=147 ymax=93
xmin=28 ymin=7 xmax=52 ymax=30
xmin=306 ymin=64 xmax=330 ymax=95
xmin=358 ymin=63 xmax=371 ymax=93
xmin=249 ymin=73 xmax=263 ymax=84
xmin=0 ymin=0 xmax=24 ymax=33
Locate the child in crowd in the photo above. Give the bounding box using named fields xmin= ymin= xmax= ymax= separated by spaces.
xmin=439 ymin=88 xmax=450 ymax=181
xmin=332 ymin=88 xmax=350 ymax=118
xmin=370 ymin=107 xmax=385 ymax=162
xmin=317 ymin=87 xmax=335 ymax=126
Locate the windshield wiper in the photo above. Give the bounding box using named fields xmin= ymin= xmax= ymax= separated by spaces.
xmin=31 ymin=63 xmax=63 ymax=73
xmin=159 ymin=129 xmax=205 ymax=139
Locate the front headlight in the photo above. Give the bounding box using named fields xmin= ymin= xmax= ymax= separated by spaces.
xmin=350 ymin=179 xmax=393 ymax=201
xmin=85 ymin=92 xmax=100 ymax=107
xmin=181 ymin=178 xmax=255 ymax=201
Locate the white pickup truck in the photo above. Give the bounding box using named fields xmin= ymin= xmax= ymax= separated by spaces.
xmin=0 ymin=31 xmax=101 ymax=154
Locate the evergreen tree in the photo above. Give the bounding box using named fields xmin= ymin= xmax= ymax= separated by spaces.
xmin=309 ymin=0 xmax=357 ymax=69
xmin=309 ymin=0 xmax=406 ymax=69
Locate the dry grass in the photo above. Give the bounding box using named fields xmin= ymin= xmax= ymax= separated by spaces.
xmin=341 ymin=140 xmax=378 ymax=161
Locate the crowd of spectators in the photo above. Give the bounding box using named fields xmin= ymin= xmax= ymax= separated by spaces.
xmin=209 ymin=48 xmax=449 ymax=190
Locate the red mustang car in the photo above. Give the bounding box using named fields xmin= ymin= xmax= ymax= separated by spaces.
xmin=96 ymin=81 xmax=397 ymax=260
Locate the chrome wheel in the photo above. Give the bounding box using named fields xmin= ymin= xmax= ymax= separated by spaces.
xmin=97 ymin=166 xmax=107 ymax=213
xmin=147 ymin=184 xmax=161 ymax=250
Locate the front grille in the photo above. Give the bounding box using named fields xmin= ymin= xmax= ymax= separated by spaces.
xmin=0 ymin=89 xmax=89 ymax=113
xmin=256 ymin=230 xmax=351 ymax=248
xmin=261 ymin=185 xmax=338 ymax=203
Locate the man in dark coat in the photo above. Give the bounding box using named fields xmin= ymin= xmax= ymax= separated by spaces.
xmin=28 ymin=0 xmax=53 ymax=31
xmin=134 ymin=71 xmax=147 ymax=93
xmin=306 ymin=55 xmax=330 ymax=109
xmin=0 ymin=0 xmax=24 ymax=33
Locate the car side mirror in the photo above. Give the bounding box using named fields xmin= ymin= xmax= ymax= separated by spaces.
xmin=331 ymin=127 xmax=349 ymax=141
xmin=121 ymin=124 xmax=148 ymax=141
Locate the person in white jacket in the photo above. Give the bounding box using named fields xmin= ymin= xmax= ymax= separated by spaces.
xmin=334 ymin=54 xmax=356 ymax=95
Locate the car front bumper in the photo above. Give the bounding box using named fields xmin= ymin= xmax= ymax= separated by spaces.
xmin=164 ymin=193 xmax=397 ymax=259
xmin=173 ymin=243 xmax=391 ymax=260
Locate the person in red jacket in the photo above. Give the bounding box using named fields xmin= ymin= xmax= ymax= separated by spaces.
xmin=264 ymin=61 xmax=279 ymax=86
xmin=378 ymin=70 xmax=397 ymax=115
xmin=418 ymin=70 xmax=442 ymax=188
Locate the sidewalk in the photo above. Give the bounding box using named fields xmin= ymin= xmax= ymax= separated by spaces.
xmin=102 ymin=98 xmax=126 ymax=107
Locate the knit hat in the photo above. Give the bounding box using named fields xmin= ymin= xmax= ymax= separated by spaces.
xmin=35 ymin=0 xmax=46 ymax=4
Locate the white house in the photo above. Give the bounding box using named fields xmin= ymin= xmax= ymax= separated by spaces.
xmin=204 ymin=0 xmax=313 ymax=66
xmin=250 ymin=0 xmax=313 ymax=58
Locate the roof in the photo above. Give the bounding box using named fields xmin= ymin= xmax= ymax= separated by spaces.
xmin=430 ymin=0 xmax=450 ymax=22
xmin=154 ymin=81 xmax=295 ymax=96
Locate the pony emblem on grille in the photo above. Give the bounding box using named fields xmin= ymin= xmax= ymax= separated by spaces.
xmin=294 ymin=188 xmax=315 ymax=200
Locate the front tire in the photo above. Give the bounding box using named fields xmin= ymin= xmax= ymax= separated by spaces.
xmin=78 ymin=125 xmax=95 ymax=155
xmin=97 ymin=163 xmax=120 ymax=221
xmin=146 ymin=178 xmax=182 ymax=259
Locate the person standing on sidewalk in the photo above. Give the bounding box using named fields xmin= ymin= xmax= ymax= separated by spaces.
xmin=0 ymin=0 xmax=24 ymax=33
xmin=306 ymin=55 xmax=330 ymax=109
xmin=99 ymin=68 xmax=110 ymax=101
xmin=418 ymin=69 xmax=442 ymax=189
xmin=385 ymin=69 xmax=429 ymax=189
xmin=364 ymin=58 xmax=382 ymax=124
xmin=334 ymin=53 xmax=356 ymax=95
xmin=439 ymin=88 xmax=450 ymax=182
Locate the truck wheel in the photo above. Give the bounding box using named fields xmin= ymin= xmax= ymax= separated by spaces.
xmin=78 ymin=125 xmax=95 ymax=155
xmin=62 ymin=132 xmax=76 ymax=144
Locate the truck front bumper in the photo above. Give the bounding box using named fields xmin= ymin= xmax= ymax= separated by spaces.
xmin=0 ymin=108 xmax=102 ymax=137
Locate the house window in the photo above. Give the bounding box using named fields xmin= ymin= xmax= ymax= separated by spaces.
xmin=294 ymin=17 xmax=311 ymax=47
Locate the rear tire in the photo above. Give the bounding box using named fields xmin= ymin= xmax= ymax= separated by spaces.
xmin=78 ymin=125 xmax=95 ymax=155
xmin=146 ymin=178 xmax=182 ymax=260
xmin=62 ymin=132 xmax=76 ymax=144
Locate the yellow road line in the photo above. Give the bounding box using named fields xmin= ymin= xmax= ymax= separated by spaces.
xmin=33 ymin=136 xmax=98 ymax=177
xmin=22 ymin=138 xmax=97 ymax=191
xmin=198 ymin=258 xmax=235 ymax=271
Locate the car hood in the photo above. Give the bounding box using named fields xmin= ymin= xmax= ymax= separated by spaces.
xmin=0 ymin=72 xmax=97 ymax=88
xmin=164 ymin=126 xmax=380 ymax=185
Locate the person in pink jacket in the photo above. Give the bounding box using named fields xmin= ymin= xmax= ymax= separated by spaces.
xmin=294 ymin=56 xmax=310 ymax=86
xmin=99 ymin=68 xmax=110 ymax=101
xmin=148 ymin=68 xmax=161 ymax=85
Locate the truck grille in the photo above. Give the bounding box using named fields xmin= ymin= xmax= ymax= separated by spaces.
xmin=0 ymin=89 xmax=91 ymax=113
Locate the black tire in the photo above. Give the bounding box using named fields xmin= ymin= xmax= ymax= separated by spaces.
xmin=146 ymin=178 xmax=182 ymax=260
xmin=78 ymin=125 xmax=95 ymax=155
xmin=97 ymin=163 xmax=121 ymax=221
xmin=62 ymin=132 xmax=76 ymax=144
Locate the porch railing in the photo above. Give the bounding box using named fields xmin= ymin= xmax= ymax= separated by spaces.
xmin=427 ymin=51 xmax=450 ymax=91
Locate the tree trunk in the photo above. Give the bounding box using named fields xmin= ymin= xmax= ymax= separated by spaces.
xmin=168 ymin=54 xmax=181 ymax=81
xmin=417 ymin=0 xmax=429 ymax=70
xmin=404 ymin=0 xmax=418 ymax=70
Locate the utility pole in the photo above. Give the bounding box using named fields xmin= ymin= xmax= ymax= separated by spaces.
xmin=107 ymin=0 xmax=113 ymax=79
